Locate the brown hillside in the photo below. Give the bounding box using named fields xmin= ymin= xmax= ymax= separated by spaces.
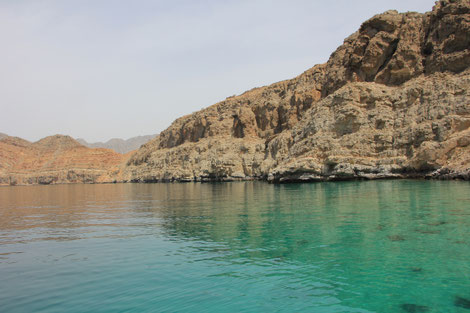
xmin=0 ymin=135 xmax=126 ymax=185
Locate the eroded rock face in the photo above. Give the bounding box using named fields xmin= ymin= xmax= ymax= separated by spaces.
xmin=424 ymin=0 xmax=470 ymax=74
xmin=266 ymin=71 xmax=470 ymax=182
xmin=123 ymin=0 xmax=470 ymax=183
xmin=125 ymin=65 xmax=325 ymax=182
xmin=322 ymin=10 xmax=427 ymax=95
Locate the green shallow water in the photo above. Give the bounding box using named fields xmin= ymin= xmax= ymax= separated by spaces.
xmin=0 ymin=180 xmax=470 ymax=312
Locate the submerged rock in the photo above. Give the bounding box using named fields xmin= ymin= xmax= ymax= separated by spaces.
xmin=388 ymin=235 xmax=405 ymax=242
xmin=416 ymin=229 xmax=442 ymax=235
xmin=297 ymin=239 xmax=309 ymax=246
xmin=401 ymin=303 xmax=430 ymax=313
xmin=455 ymin=296 xmax=470 ymax=309
xmin=376 ymin=224 xmax=387 ymax=231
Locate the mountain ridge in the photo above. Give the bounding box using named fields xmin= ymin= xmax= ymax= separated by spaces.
xmin=76 ymin=134 xmax=158 ymax=154
xmin=0 ymin=134 xmax=126 ymax=185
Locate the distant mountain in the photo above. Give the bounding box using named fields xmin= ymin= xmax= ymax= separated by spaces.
xmin=76 ymin=134 xmax=158 ymax=154
xmin=0 ymin=134 xmax=126 ymax=185
xmin=0 ymin=132 xmax=8 ymax=140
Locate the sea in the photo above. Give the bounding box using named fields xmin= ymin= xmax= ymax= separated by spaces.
xmin=1 ymin=180 xmax=469 ymax=312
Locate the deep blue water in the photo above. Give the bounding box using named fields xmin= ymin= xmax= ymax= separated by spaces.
xmin=1 ymin=180 xmax=470 ymax=312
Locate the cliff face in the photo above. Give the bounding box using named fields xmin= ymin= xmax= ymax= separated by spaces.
xmin=0 ymin=135 xmax=126 ymax=185
xmin=125 ymin=65 xmax=324 ymax=181
xmin=124 ymin=0 xmax=470 ymax=182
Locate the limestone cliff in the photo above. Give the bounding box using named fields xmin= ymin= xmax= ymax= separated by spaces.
xmin=124 ymin=0 xmax=470 ymax=182
xmin=0 ymin=135 xmax=126 ymax=185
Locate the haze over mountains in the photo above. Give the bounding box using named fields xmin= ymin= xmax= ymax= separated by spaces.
xmin=76 ymin=134 xmax=158 ymax=154
xmin=1 ymin=0 xmax=469 ymax=185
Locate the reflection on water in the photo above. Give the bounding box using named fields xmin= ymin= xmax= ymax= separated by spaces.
xmin=0 ymin=181 xmax=470 ymax=312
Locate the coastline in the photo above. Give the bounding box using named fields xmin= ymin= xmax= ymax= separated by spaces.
xmin=2 ymin=170 xmax=469 ymax=187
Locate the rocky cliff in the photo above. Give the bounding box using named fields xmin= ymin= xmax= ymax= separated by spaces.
xmin=0 ymin=135 xmax=126 ymax=185
xmin=124 ymin=0 xmax=470 ymax=182
xmin=2 ymin=0 xmax=469 ymax=186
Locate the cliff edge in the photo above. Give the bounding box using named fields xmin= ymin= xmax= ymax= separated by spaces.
xmin=124 ymin=0 xmax=470 ymax=182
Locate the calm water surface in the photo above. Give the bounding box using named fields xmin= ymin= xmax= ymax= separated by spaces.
xmin=1 ymin=181 xmax=470 ymax=312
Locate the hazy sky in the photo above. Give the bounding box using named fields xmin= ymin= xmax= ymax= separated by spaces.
xmin=1 ymin=0 xmax=434 ymax=142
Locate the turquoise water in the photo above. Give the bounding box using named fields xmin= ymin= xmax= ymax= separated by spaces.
xmin=0 ymin=181 xmax=470 ymax=312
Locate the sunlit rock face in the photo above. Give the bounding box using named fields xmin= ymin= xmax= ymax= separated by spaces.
xmin=123 ymin=0 xmax=470 ymax=183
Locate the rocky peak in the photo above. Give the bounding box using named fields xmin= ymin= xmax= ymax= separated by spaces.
xmin=432 ymin=0 xmax=470 ymax=16
xmin=322 ymin=10 xmax=425 ymax=95
xmin=322 ymin=0 xmax=470 ymax=95
xmin=424 ymin=0 xmax=470 ymax=74
xmin=32 ymin=135 xmax=83 ymax=151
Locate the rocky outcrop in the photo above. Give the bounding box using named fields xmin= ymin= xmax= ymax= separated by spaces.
xmin=0 ymin=135 xmax=127 ymax=186
xmin=125 ymin=64 xmax=324 ymax=182
xmin=2 ymin=1 xmax=469 ymax=185
xmin=124 ymin=0 xmax=470 ymax=183
xmin=267 ymin=71 xmax=470 ymax=182
xmin=77 ymin=134 xmax=158 ymax=154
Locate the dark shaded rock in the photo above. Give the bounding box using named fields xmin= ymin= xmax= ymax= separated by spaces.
xmin=416 ymin=229 xmax=442 ymax=234
xmin=401 ymin=303 xmax=430 ymax=313
xmin=388 ymin=235 xmax=405 ymax=242
xmin=427 ymin=221 xmax=447 ymax=226
xmin=377 ymin=224 xmax=386 ymax=231
xmin=455 ymin=296 xmax=470 ymax=309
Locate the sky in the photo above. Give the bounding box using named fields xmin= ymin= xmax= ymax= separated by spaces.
xmin=1 ymin=0 xmax=434 ymax=142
